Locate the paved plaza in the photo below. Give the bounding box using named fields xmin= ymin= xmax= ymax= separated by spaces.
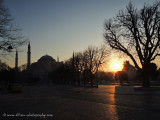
xmin=0 ymin=85 xmax=160 ymax=120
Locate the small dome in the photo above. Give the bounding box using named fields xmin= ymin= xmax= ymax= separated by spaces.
xmin=38 ymin=55 xmax=56 ymax=63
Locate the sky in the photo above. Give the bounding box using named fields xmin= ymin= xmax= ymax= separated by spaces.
xmin=2 ymin=0 xmax=157 ymax=70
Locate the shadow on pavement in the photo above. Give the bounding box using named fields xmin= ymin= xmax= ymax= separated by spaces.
xmin=115 ymin=86 xmax=160 ymax=120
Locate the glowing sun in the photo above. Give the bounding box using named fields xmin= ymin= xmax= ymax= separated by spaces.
xmin=112 ymin=62 xmax=120 ymax=71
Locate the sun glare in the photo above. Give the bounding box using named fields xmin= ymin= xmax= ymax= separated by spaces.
xmin=112 ymin=62 xmax=120 ymax=71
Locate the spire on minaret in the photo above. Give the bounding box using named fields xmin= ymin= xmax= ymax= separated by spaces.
xmin=27 ymin=43 xmax=31 ymax=69
xmin=73 ymin=51 xmax=74 ymax=57
xmin=57 ymin=56 xmax=59 ymax=62
xmin=15 ymin=50 xmax=18 ymax=70
xmin=72 ymin=51 xmax=75 ymax=66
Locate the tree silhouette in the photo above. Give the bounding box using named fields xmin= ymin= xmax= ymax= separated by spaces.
xmin=82 ymin=45 xmax=107 ymax=86
xmin=104 ymin=2 xmax=160 ymax=87
xmin=66 ymin=45 xmax=108 ymax=87
xmin=149 ymin=63 xmax=158 ymax=80
xmin=0 ymin=0 xmax=27 ymax=54
xmin=0 ymin=60 xmax=13 ymax=89
xmin=0 ymin=59 xmax=10 ymax=71
xmin=73 ymin=52 xmax=84 ymax=86
xmin=18 ymin=64 xmax=27 ymax=71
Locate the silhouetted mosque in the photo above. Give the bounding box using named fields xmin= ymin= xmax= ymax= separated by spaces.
xmin=15 ymin=43 xmax=63 ymax=84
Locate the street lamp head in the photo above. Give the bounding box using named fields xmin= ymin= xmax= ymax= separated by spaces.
xmin=7 ymin=45 xmax=13 ymax=52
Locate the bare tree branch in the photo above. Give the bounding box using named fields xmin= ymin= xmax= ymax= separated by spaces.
xmin=0 ymin=0 xmax=27 ymax=54
xmin=104 ymin=1 xmax=160 ymax=87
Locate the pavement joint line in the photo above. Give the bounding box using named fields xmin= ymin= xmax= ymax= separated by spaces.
xmin=109 ymin=93 xmax=160 ymax=95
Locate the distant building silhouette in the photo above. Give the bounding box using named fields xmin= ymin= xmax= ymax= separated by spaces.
xmin=27 ymin=55 xmax=63 ymax=84
xmin=27 ymin=43 xmax=31 ymax=69
xmin=122 ymin=61 xmax=137 ymax=81
xmin=14 ymin=43 xmax=63 ymax=85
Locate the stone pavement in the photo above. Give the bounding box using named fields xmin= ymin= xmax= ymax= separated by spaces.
xmin=0 ymin=85 xmax=160 ymax=120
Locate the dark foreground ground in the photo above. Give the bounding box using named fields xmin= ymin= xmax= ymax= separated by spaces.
xmin=1 ymin=85 xmax=160 ymax=120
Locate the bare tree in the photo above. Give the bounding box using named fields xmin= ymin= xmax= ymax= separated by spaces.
xmin=84 ymin=45 xmax=108 ymax=86
xmin=0 ymin=59 xmax=10 ymax=70
xmin=18 ymin=63 xmax=27 ymax=71
xmin=0 ymin=0 xmax=27 ymax=54
xmin=73 ymin=52 xmax=83 ymax=86
xmin=67 ymin=45 xmax=108 ymax=87
xmin=81 ymin=51 xmax=88 ymax=86
xmin=104 ymin=2 xmax=160 ymax=87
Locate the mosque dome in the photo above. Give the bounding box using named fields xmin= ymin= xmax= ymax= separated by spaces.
xmin=38 ymin=55 xmax=56 ymax=63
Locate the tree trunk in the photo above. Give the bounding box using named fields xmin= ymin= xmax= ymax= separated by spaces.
xmin=142 ymin=63 xmax=150 ymax=87
xmin=90 ymin=71 xmax=93 ymax=87
xmin=95 ymin=73 xmax=98 ymax=88
xmin=142 ymin=74 xmax=150 ymax=87
xmin=77 ymin=72 xmax=80 ymax=86
xmin=83 ymin=71 xmax=86 ymax=86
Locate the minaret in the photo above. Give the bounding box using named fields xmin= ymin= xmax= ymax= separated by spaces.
xmin=27 ymin=43 xmax=31 ymax=69
xmin=15 ymin=50 xmax=18 ymax=70
xmin=57 ymin=56 xmax=59 ymax=62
